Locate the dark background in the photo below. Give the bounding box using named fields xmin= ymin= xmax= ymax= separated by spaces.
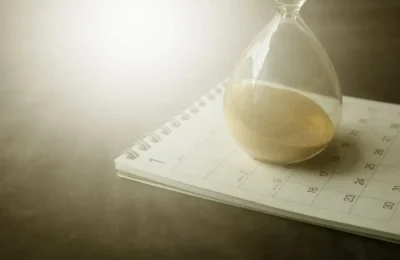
xmin=1 ymin=0 xmax=399 ymax=259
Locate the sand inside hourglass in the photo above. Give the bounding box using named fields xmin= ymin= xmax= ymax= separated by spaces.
xmin=224 ymin=82 xmax=336 ymax=164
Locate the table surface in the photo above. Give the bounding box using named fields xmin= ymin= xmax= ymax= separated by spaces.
xmin=1 ymin=0 xmax=400 ymax=259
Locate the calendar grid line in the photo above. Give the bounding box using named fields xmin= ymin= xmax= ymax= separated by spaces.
xmin=366 ymin=179 xmax=400 ymax=188
xmin=387 ymin=128 xmax=400 ymax=224
xmin=312 ymin=192 xmax=398 ymax=208
xmin=329 ymin=162 xmax=376 ymax=179
xmin=380 ymin=162 xmax=400 ymax=167
xmin=313 ymin=204 xmax=350 ymax=214
xmin=310 ymin=164 xmax=341 ymax=207
xmin=389 ymin=201 xmax=400 ymax=222
xmin=311 ymin=189 xmax=356 ymax=196
xmin=352 ymin=195 xmax=397 ymax=204
xmin=237 ymin=164 xmax=260 ymax=189
xmin=350 ymin=212 xmax=395 ymax=222
xmin=203 ymin=148 xmax=237 ymax=180
xmin=349 ymin=128 xmax=400 ymax=215
xmin=348 ymin=165 xmax=380 ymax=214
xmin=270 ymin=195 xmax=312 ymax=206
xmin=310 ymin=189 xmax=398 ymax=203
xmin=235 ymin=181 xmax=394 ymax=204
xmin=272 ymin=166 xmax=296 ymax=198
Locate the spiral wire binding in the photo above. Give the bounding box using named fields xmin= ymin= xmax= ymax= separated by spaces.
xmin=123 ymin=79 xmax=229 ymax=160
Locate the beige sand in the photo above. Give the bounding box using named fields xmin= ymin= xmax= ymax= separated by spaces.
xmin=224 ymin=82 xmax=335 ymax=164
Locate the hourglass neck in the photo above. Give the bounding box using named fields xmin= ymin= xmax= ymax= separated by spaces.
xmin=274 ymin=0 xmax=306 ymax=18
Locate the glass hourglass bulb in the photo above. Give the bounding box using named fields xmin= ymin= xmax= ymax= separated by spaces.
xmin=224 ymin=0 xmax=342 ymax=165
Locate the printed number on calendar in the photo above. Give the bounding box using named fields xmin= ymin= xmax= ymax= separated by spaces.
xmin=364 ymin=163 xmax=376 ymax=170
xmin=355 ymin=178 xmax=366 ymax=186
xmin=344 ymin=195 xmax=356 ymax=203
xmin=307 ymin=187 xmax=319 ymax=193
xmin=373 ymin=149 xmax=384 ymax=156
xmin=319 ymin=171 xmax=329 ymax=177
xmin=149 ymin=158 xmax=164 ymax=164
xmin=392 ymin=185 xmax=400 ymax=192
xmin=383 ymin=202 xmax=395 ymax=210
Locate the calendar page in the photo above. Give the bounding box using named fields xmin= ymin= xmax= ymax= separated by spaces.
xmin=115 ymin=82 xmax=400 ymax=243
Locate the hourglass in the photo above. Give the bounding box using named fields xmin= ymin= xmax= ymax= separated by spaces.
xmin=224 ymin=0 xmax=342 ymax=164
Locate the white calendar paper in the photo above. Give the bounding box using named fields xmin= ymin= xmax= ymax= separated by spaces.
xmin=115 ymin=80 xmax=400 ymax=243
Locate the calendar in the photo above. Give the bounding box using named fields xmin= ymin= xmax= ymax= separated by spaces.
xmin=114 ymin=79 xmax=400 ymax=243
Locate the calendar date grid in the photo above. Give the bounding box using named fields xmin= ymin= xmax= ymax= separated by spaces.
xmin=174 ymin=106 xmax=400 ymax=222
xmin=349 ymin=121 xmax=400 ymax=217
xmin=216 ymin=113 xmax=398 ymax=220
